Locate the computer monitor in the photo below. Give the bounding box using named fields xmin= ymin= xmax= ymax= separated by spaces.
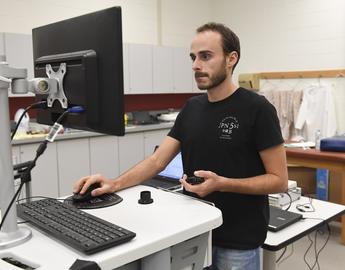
xmin=32 ymin=7 xmax=125 ymax=136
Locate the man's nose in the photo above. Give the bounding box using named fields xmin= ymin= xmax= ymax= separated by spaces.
xmin=192 ymin=58 xmax=201 ymax=71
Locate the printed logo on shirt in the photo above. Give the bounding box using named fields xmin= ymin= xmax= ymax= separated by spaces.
xmin=218 ymin=116 xmax=239 ymax=140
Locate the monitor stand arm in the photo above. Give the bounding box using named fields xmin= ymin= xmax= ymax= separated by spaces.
xmin=0 ymin=59 xmax=32 ymax=249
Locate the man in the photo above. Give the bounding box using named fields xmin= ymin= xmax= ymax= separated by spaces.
xmin=74 ymin=23 xmax=288 ymax=270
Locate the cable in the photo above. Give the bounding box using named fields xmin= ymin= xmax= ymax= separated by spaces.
xmin=296 ymin=196 xmax=315 ymax=213
xmin=278 ymin=243 xmax=294 ymax=265
xmin=11 ymin=101 xmax=47 ymax=140
xmin=2 ymin=106 xmax=84 ymax=230
xmin=283 ymin=191 xmax=292 ymax=211
xmin=303 ymin=222 xmax=331 ymax=270
xmin=0 ymin=142 xmax=47 ymax=230
xmin=276 ymin=246 xmax=287 ymax=263
xmin=0 ymin=182 xmax=25 ymax=230
xmin=1 ymin=108 xmax=74 ymax=230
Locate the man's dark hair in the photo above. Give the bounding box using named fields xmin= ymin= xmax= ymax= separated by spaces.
xmin=196 ymin=22 xmax=241 ymax=73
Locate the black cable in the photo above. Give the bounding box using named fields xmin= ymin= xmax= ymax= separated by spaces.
xmin=2 ymin=107 xmax=81 ymax=230
xmin=1 ymin=109 xmax=68 ymax=230
xmin=302 ymin=221 xmax=331 ymax=270
xmin=283 ymin=191 xmax=293 ymax=211
xmin=276 ymin=246 xmax=287 ymax=263
xmin=0 ymin=182 xmax=25 ymax=230
xmin=0 ymin=142 xmax=46 ymax=230
xmin=278 ymin=243 xmax=295 ymax=265
xmin=304 ymin=233 xmax=314 ymax=270
xmin=296 ymin=196 xmax=315 ymax=213
xmin=311 ymin=224 xmax=331 ymax=270
xmin=11 ymin=101 xmax=47 ymax=140
xmin=55 ymin=109 xmax=70 ymax=124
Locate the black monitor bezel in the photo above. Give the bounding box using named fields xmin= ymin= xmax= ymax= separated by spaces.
xmin=32 ymin=7 xmax=125 ymax=136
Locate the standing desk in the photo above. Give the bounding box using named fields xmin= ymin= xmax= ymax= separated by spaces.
xmin=262 ymin=197 xmax=345 ymax=270
xmin=285 ymin=148 xmax=345 ymax=244
xmin=0 ymin=185 xmax=222 ymax=270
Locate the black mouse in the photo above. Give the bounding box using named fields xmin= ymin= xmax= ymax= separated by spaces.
xmin=72 ymin=183 xmax=100 ymax=202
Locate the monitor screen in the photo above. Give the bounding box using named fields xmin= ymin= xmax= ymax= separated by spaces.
xmin=32 ymin=7 xmax=125 ymax=136
xmin=158 ymin=152 xmax=183 ymax=180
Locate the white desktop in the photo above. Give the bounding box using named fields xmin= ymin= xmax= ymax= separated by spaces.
xmin=0 ymin=185 xmax=222 ymax=270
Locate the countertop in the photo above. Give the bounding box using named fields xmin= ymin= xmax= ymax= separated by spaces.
xmin=12 ymin=122 xmax=174 ymax=145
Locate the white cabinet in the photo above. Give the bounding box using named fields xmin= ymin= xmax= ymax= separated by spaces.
xmin=4 ymin=33 xmax=34 ymax=97
xmin=11 ymin=128 xmax=171 ymax=197
xmin=19 ymin=142 xmax=59 ymax=198
xmin=57 ymin=138 xmax=90 ymax=196
xmin=128 ymin=44 xmax=153 ymax=94
xmin=0 ymin=33 xmax=5 ymax=56
xmin=3 ymin=33 xmax=196 ymax=95
xmin=118 ymin=133 xmax=145 ymax=174
xmin=143 ymin=129 xmax=168 ymax=157
xmin=123 ymin=43 xmax=130 ymax=94
xmin=153 ymin=46 xmax=173 ymax=93
xmin=173 ymin=47 xmax=193 ymax=93
xmin=89 ymin=136 xmax=119 ymax=178
xmin=12 ymin=145 xmax=20 ymax=166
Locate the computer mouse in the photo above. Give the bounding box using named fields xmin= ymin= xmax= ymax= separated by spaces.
xmin=72 ymin=183 xmax=100 ymax=202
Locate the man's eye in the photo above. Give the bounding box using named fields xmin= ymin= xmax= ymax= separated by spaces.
xmin=200 ymin=53 xmax=211 ymax=60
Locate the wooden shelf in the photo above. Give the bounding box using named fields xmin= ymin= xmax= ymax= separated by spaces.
xmin=259 ymin=69 xmax=345 ymax=79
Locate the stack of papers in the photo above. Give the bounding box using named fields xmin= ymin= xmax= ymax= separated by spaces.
xmin=284 ymin=141 xmax=315 ymax=148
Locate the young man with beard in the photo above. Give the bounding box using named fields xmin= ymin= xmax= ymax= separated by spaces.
xmin=74 ymin=23 xmax=288 ymax=270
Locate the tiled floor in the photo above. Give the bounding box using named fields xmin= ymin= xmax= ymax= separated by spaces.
xmin=273 ymin=221 xmax=345 ymax=270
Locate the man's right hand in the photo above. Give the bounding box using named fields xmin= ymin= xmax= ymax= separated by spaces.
xmin=73 ymin=174 xmax=116 ymax=197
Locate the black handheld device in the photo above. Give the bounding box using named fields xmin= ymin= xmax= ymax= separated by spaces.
xmin=186 ymin=176 xmax=205 ymax=185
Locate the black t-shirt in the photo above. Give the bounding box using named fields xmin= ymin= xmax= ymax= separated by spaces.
xmin=168 ymin=87 xmax=283 ymax=249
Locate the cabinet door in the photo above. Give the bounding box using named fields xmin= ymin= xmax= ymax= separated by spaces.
xmin=12 ymin=145 xmax=21 ymax=166
xmin=173 ymin=47 xmax=193 ymax=93
xmin=128 ymin=44 xmax=153 ymax=93
xmin=19 ymin=142 xmax=59 ymax=198
xmin=153 ymin=46 xmax=173 ymax=93
xmin=90 ymin=136 xmax=119 ymax=178
xmin=143 ymin=129 xmax=169 ymax=157
xmin=12 ymin=145 xmax=23 ymax=198
xmin=5 ymin=33 xmax=34 ymax=97
xmin=0 ymin=33 xmax=5 ymax=56
xmin=57 ymin=138 xmax=90 ymax=196
xmin=118 ymin=133 xmax=144 ymax=174
xmin=123 ymin=43 xmax=130 ymax=94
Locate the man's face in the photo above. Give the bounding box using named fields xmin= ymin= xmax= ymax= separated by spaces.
xmin=190 ymin=31 xmax=229 ymax=90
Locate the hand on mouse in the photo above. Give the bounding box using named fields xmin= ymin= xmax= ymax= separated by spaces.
xmin=73 ymin=174 xmax=116 ymax=197
xmin=180 ymin=170 xmax=221 ymax=197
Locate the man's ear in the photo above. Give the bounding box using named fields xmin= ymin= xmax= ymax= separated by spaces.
xmin=226 ymin=51 xmax=238 ymax=68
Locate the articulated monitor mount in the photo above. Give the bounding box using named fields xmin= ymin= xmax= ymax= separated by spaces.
xmin=0 ymin=55 xmax=65 ymax=249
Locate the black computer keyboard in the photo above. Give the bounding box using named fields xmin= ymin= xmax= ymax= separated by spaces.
xmin=17 ymin=198 xmax=136 ymax=254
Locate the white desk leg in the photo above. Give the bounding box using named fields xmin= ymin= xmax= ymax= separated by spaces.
xmin=262 ymin=249 xmax=276 ymax=270
xmin=141 ymin=248 xmax=171 ymax=270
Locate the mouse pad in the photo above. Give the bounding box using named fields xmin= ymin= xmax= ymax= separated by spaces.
xmin=64 ymin=193 xmax=123 ymax=209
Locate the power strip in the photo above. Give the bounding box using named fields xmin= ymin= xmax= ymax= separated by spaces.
xmin=269 ymin=187 xmax=302 ymax=208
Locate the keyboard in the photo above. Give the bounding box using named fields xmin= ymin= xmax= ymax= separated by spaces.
xmin=17 ymin=198 xmax=136 ymax=254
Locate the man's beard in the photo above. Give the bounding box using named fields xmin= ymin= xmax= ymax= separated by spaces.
xmin=195 ymin=64 xmax=227 ymax=90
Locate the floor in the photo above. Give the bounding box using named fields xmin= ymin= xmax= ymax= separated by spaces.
xmin=272 ymin=221 xmax=345 ymax=270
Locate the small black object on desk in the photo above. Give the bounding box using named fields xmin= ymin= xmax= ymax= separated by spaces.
xmin=138 ymin=191 xmax=153 ymax=204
